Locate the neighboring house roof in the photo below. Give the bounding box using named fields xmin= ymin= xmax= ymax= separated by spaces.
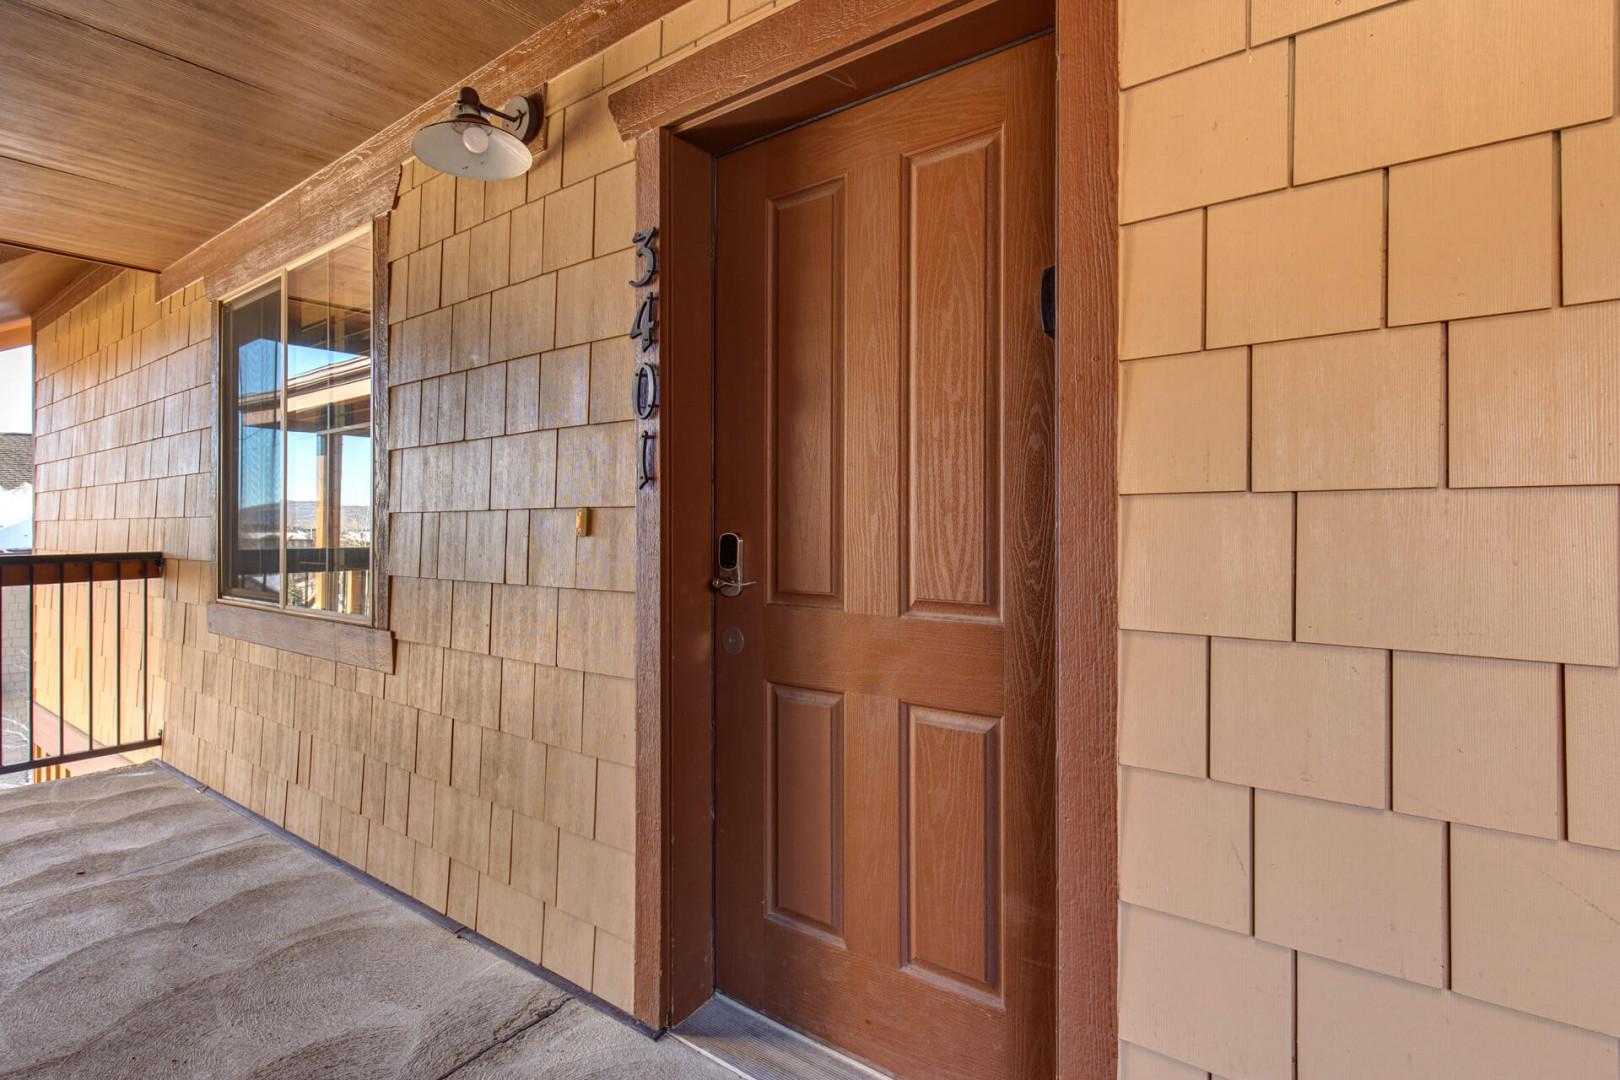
xmin=0 ymin=432 xmax=30 ymax=491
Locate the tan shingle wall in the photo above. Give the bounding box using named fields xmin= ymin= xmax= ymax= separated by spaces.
xmin=1119 ymin=0 xmax=1620 ymax=1071
xmin=31 ymin=0 xmax=794 ymax=1013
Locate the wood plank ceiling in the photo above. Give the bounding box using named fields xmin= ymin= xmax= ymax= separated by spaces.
xmin=0 ymin=0 xmax=577 ymax=318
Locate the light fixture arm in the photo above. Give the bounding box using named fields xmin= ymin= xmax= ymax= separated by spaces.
xmin=449 ymin=86 xmax=542 ymax=145
xmin=454 ymin=86 xmax=522 ymax=125
xmin=479 ymin=104 xmax=523 ymax=124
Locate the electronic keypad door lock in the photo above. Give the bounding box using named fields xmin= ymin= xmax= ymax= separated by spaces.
xmin=710 ymin=532 xmax=756 ymax=597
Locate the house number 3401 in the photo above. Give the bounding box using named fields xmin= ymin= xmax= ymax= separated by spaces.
xmin=630 ymin=227 xmax=659 ymax=490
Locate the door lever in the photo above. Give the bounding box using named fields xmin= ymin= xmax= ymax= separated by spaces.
xmin=710 ymin=532 xmax=756 ymax=597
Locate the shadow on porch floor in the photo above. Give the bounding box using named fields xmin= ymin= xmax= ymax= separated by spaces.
xmin=0 ymin=764 xmax=733 ymax=1079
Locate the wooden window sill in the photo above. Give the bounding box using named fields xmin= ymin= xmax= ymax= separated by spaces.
xmin=207 ymin=601 xmax=394 ymax=673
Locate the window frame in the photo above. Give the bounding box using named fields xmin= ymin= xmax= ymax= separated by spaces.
xmin=213 ymin=220 xmax=389 ymax=631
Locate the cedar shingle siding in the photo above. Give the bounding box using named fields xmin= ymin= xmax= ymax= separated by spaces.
xmin=1118 ymin=0 xmax=1620 ymax=1072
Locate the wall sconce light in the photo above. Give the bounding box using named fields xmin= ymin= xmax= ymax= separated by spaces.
xmin=412 ymin=86 xmax=544 ymax=181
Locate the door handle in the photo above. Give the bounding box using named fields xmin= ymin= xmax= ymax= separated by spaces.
xmin=710 ymin=532 xmax=756 ymax=597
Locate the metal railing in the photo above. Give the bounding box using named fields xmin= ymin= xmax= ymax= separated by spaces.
xmin=0 ymin=552 xmax=164 ymax=780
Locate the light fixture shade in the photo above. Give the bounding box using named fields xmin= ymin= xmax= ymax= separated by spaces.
xmin=412 ymin=119 xmax=533 ymax=181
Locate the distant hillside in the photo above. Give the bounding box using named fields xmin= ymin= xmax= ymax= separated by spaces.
xmin=237 ymin=501 xmax=370 ymax=536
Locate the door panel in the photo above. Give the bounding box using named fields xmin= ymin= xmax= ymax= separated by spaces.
xmin=714 ymin=38 xmax=1055 ymax=1080
xmin=769 ymin=683 xmax=845 ymax=936
xmin=905 ymin=705 xmax=1000 ymax=992
xmin=771 ymin=181 xmax=844 ymax=606
xmin=906 ymin=132 xmax=1001 ymax=619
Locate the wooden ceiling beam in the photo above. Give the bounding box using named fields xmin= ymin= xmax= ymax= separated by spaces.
xmin=158 ymin=0 xmax=687 ymax=300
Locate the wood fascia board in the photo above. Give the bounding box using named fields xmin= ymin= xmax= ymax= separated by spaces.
xmin=166 ymin=172 xmax=398 ymax=303
xmin=157 ymin=0 xmax=688 ymax=301
xmin=32 ymin=263 xmax=123 ymax=332
xmin=608 ymin=0 xmax=1011 ymax=139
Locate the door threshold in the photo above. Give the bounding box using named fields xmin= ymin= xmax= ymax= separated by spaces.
xmin=672 ymin=994 xmax=895 ymax=1080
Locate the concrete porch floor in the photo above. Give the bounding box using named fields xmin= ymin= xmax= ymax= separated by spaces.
xmin=0 ymin=765 xmax=734 ymax=1079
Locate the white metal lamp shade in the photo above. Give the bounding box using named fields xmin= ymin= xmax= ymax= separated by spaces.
xmin=412 ymin=87 xmax=542 ymax=181
xmin=412 ymin=118 xmax=532 ymax=180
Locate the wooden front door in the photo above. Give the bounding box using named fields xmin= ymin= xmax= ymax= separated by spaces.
xmin=712 ymin=38 xmax=1055 ymax=1080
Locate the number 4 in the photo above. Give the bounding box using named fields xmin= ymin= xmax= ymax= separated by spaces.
xmin=631 ymin=292 xmax=658 ymax=353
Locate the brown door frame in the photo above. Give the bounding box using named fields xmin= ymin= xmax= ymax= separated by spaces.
xmin=609 ymin=1 xmax=1117 ymax=1073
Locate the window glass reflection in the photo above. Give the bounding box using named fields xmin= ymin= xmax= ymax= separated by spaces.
xmin=222 ymin=280 xmax=282 ymax=602
xmin=285 ymin=237 xmax=373 ymax=616
xmin=219 ymin=232 xmax=372 ymax=617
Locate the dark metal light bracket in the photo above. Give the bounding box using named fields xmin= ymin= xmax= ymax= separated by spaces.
xmin=453 ymin=86 xmax=544 ymax=146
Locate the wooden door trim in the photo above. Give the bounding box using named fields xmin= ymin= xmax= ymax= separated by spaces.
xmin=1054 ymin=4 xmax=1120 ymax=1077
xmin=630 ymin=127 xmax=717 ymax=1026
xmin=609 ymin=0 xmax=1051 ymax=148
xmin=618 ymin=4 xmax=1119 ymax=1071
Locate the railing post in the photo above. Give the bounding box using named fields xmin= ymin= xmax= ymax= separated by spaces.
xmin=1 ymin=567 xmax=5 ymax=772
xmin=27 ymin=561 xmax=34 ymax=774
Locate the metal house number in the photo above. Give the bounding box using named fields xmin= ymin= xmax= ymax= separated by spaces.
xmin=630 ymin=227 xmax=659 ymax=489
xmin=629 ymin=227 xmax=659 ymax=287
xmin=631 ymin=361 xmax=659 ymax=420
xmin=630 ymin=293 xmax=658 ymax=353
xmin=629 ymin=227 xmax=659 ymax=355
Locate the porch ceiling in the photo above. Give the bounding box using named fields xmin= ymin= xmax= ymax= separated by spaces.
xmin=0 ymin=0 xmax=578 ymax=319
xmin=0 ymin=243 xmax=90 ymax=324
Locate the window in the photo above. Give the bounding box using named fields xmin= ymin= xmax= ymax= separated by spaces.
xmin=220 ymin=231 xmax=375 ymax=619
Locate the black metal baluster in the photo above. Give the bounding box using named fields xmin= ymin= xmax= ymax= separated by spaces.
xmin=56 ymin=561 xmax=63 ymax=766
xmin=115 ymin=563 xmax=122 ymax=748
xmin=142 ymin=560 xmax=150 ymax=744
xmin=86 ymin=562 xmax=93 ymax=753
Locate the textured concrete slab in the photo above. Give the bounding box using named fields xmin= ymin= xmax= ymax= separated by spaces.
xmin=675 ymin=995 xmax=890 ymax=1080
xmin=0 ymin=765 xmax=734 ymax=1080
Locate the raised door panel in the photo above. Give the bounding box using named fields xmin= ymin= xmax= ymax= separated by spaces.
xmin=905 ymin=706 xmax=1001 ymax=995
xmin=906 ymin=135 xmax=1001 ymax=619
xmin=769 ymin=683 xmax=845 ymax=937
xmin=770 ymin=181 xmax=845 ymax=607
